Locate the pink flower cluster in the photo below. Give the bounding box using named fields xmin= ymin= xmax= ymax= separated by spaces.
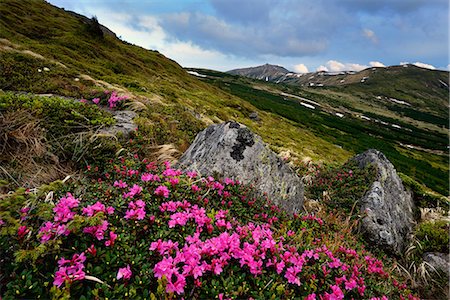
xmin=17 ymin=225 xmax=29 ymax=239
xmin=141 ymin=173 xmax=161 ymax=182
xmin=82 ymin=201 xmax=114 ymax=217
xmin=124 ymin=184 xmax=143 ymax=198
xmin=150 ymin=195 xmax=389 ymax=298
xmin=53 ymin=252 xmax=86 ymax=287
xmin=54 ymin=193 xmax=79 ymax=223
xmin=154 ymin=185 xmax=170 ymax=198
xmin=113 ymin=180 xmax=128 ymax=188
xmin=107 ymin=91 xmax=128 ymax=109
xmin=160 ymin=201 xmax=212 ymax=231
xmin=125 ymin=200 xmax=146 ymax=220
xmin=83 ymin=220 xmax=109 ymax=240
xmin=38 ymin=193 xmax=80 ymax=243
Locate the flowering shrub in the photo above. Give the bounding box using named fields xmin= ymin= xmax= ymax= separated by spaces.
xmin=87 ymin=90 xmax=129 ymax=109
xmin=0 ymin=154 xmax=418 ymax=299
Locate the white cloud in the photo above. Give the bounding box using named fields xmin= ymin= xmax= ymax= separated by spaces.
xmin=293 ymin=63 xmax=309 ymax=73
xmin=400 ymin=61 xmax=409 ymax=65
xmin=319 ymin=60 xmax=368 ymax=72
xmin=369 ymin=61 xmax=385 ymax=67
xmin=447 ymin=64 xmax=450 ymax=71
xmin=362 ymin=28 xmax=378 ymax=43
xmin=316 ymin=65 xmax=329 ymax=72
xmin=327 ymin=60 xmax=346 ymax=72
xmin=412 ymin=62 xmax=436 ymax=70
xmin=71 ymin=8 xmax=251 ymax=70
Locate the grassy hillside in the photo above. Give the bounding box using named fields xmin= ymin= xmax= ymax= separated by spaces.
xmin=189 ymin=68 xmax=449 ymax=195
xmin=0 ymin=0 xmax=351 ymax=188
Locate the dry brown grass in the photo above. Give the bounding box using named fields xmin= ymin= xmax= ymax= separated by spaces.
xmin=0 ymin=110 xmax=74 ymax=192
xmin=141 ymin=144 xmax=180 ymax=165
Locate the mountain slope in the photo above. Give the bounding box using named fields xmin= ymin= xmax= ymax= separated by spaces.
xmin=0 ymin=0 xmax=351 ymax=186
xmin=228 ymin=64 xmax=449 ymax=120
xmin=188 ymin=67 xmax=449 ymax=195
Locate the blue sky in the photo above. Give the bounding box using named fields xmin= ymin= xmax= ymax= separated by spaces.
xmin=49 ymin=0 xmax=449 ymax=72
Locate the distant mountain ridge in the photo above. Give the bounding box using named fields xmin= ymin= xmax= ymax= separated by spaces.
xmin=228 ymin=63 xmax=290 ymax=81
xmin=227 ymin=63 xmax=449 ymax=89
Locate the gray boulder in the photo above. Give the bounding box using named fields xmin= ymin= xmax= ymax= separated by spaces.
xmin=177 ymin=121 xmax=304 ymax=214
xmin=352 ymin=149 xmax=415 ymax=255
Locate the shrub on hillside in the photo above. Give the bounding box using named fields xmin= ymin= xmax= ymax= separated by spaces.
xmin=0 ymin=153 xmax=418 ymax=299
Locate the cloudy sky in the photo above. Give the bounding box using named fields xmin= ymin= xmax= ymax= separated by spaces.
xmin=49 ymin=0 xmax=448 ymax=72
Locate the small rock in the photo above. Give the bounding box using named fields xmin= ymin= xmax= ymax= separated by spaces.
xmin=37 ymin=68 xmax=42 ymax=72
xmin=177 ymin=121 xmax=304 ymax=214
xmin=351 ymin=149 xmax=415 ymax=255
xmin=99 ymin=110 xmax=137 ymax=138
xmin=74 ymin=78 xmax=80 ymax=82
xmin=423 ymin=252 xmax=450 ymax=275
xmin=249 ymin=112 xmax=260 ymax=121
xmin=43 ymin=67 xmax=50 ymax=72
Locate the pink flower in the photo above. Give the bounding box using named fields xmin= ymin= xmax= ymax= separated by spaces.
xmin=155 ymin=185 xmax=170 ymax=198
xmin=344 ymin=278 xmax=357 ymax=290
xmin=39 ymin=221 xmax=70 ymax=243
xmin=117 ymin=265 xmax=132 ymax=280
xmin=17 ymin=225 xmax=29 ymax=239
xmin=86 ymin=244 xmax=97 ymax=256
xmin=82 ymin=201 xmax=114 ymax=217
xmin=53 ymin=193 xmax=79 ymax=223
xmin=92 ymin=98 xmax=100 ymax=104
xmin=305 ymin=294 xmax=316 ymax=300
xmin=20 ymin=207 xmax=30 ymax=221
xmin=53 ymin=253 xmax=86 ymax=287
xmin=124 ymin=184 xmax=143 ymax=198
xmin=169 ymin=177 xmax=179 ymax=186
xmin=107 ymin=91 xmax=128 ymax=109
xmin=166 ymin=273 xmax=186 ymax=294
xmin=124 ymin=200 xmax=146 ymax=220
xmin=141 ymin=173 xmax=160 ymax=182
xmin=114 ymin=180 xmax=128 ymax=188
xmin=105 ymin=231 xmax=118 ymax=247
xmin=83 ymin=220 xmax=109 ymax=240
xmin=186 ymin=171 xmax=198 ymax=178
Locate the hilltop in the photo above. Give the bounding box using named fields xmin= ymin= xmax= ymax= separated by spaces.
xmin=228 ymin=64 xmax=291 ymax=81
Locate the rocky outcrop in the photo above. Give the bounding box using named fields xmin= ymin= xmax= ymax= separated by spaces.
xmin=177 ymin=121 xmax=304 ymax=214
xmin=100 ymin=110 xmax=136 ymax=138
xmin=352 ymin=149 xmax=415 ymax=255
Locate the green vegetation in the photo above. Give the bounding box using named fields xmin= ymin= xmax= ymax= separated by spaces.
xmin=0 ymin=92 xmax=119 ymax=189
xmin=198 ymin=73 xmax=448 ymax=195
xmin=305 ymin=161 xmax=376 ymax=214
xmin=415 ymin=220 xmax=449 ymax=255
xmin=0 ymin=154 xmax=419 ymax=299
